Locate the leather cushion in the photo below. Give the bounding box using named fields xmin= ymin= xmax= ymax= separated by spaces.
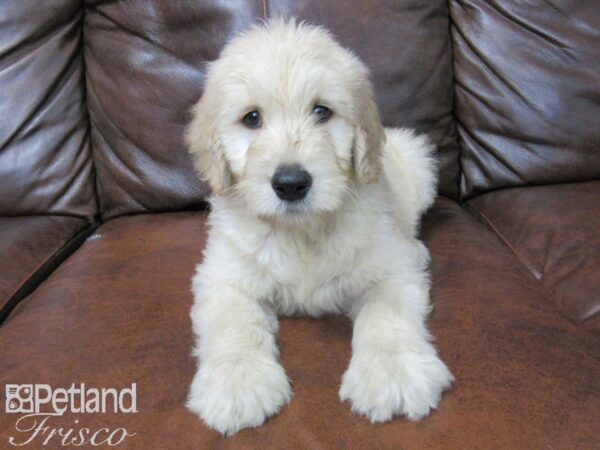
xmin=1 ymin=200 xmax=598 ymax=448
xmin=469 ymin=181 xmax=600 ymax=330
xmin=0 ymin=0 xmax=97 ymax=218
xmin=270 ymin=0 xmax=460 ymax=198
xmin=84 ymin=0 xmax=460 ymax=220
xmin=0 ymin=216 xmax=90 ymax=321
xmin=84 ymin=1 xmax=265 ymax=219
xmin=451 ymin=0 xmax=600 ymax=199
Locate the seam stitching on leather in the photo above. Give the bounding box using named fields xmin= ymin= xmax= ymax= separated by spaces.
xmin=466 ymin=203 xmax=532 ymax=274
xmin=464 ymin=202 xmax=584 ymax=328
xmin=0 ymin=222 xmax=96 ymax=325
xmin=446 ymin=0 xmax=463 ymax=201
xmin=80 ymin=1 xmax=103 ymax=222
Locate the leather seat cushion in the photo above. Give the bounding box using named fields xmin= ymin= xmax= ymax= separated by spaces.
xmin=469 ymin=181 xmax=600 ymax=331
xmin=1 ymin=200 xmax=598 ymax=448
xmin=0 ymin=216 xmax=90 ymax=320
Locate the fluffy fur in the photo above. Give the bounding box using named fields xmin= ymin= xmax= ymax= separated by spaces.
xmin=186 ymin=19 xmax=453 ymax=435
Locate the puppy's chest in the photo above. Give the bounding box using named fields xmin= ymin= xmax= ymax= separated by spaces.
xmin=252 ymin=231 xmax=365 ymax=314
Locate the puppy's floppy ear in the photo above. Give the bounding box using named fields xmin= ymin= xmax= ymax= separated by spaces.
xmin=352 ymin=73 xmax=386 ymax=185
xmin=186 ymin=80 xmax=232 ymax=195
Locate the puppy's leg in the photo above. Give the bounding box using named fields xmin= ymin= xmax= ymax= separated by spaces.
xmin=187 ymin=281 xmax=291 ymax=435
xmin=339 ymin=267 xmax=453 ymax=422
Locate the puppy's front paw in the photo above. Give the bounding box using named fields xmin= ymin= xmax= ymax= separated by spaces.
xmin=187 ymin=356 xmax=292 ymax=435
xmin=339 ymin=347 xmax=453 ymax=422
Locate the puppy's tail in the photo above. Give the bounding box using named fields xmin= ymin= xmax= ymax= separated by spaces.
xmin=381 ymin=128 xmax=438 ymax=235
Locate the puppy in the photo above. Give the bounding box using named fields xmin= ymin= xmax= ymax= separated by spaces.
xmin=186 ymin=18 xmax=453 ymax=436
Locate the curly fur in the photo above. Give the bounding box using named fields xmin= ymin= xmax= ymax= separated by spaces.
xmin=186 ymin=18 xmax=453 ymax=436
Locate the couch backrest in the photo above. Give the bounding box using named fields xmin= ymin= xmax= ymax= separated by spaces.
xmin=84 ymin=0 xmax=460 ymax=219
xmin=0 ymin=0 xmax=97 ymax=219
xmin=451 ymin=0 xmax=600 ymax=199
xmin=4 ymin=1 xmax=597 ymax=219
xmin=83 ymin=0 xmax=258 ymax=220
xmin=270 ymin=1 xmax=460 ymax=199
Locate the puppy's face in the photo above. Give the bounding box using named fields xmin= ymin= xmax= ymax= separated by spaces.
xmin=187 ymin=20 xmax=384 ymax=224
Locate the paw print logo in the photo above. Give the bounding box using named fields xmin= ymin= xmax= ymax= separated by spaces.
xmin=5 ymin=385 xmax=34 ymax=413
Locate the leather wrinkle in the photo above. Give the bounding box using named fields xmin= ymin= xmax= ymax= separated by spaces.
xmin=91 ymin=6 xmax=200 ymax=70
xmin=490 ymin=1 xmax=570 ymax=51
xmin=0 ymin=19 xmax=82 ymax=152
xmin=453 ymin=19 xmax=547 ymax=123
xmin=467 ymin=181 xmax=600 ymax=327
xmin=0 ymin=3 xmax=80 ymax=70
xmin=85 ymin=78 xmax=148 ymax=187
xmin=465 ymin=201 xmax=582 ymax=329
xmin=459 ymin=122 xmax=528 ymax=186
xmin=52 ymin=128 xmax=93 ymax=206
xmin=88 ymin=122 xmax=147 ymax=210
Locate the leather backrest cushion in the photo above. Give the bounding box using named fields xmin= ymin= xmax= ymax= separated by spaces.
xmin=451 ymin=1 xmax=600 ymax=199
xmin=84 ymin=0 xmax=459 ymax=219
xmin=0 ymin=0 xmax=97 ymax=218
xmin=271 ymin=1 xmax=459 ymax=198
xmin=84 ymin=1 xmax=266 ymax=219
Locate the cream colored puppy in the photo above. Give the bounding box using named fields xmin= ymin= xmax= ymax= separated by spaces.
xmin=186 ymin=18 xmax=453 ymax=435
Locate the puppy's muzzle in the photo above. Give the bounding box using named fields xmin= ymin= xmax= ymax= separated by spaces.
xmin=271 ymin=164 xmax=312 ymax=202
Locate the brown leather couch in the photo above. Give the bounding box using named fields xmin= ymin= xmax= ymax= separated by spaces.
xmin=1 ymin=1 xmax=598 ymax=448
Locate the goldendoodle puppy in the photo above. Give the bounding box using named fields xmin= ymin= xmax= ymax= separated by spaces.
xmin=186 ymin=18 xmax=453 ymax=435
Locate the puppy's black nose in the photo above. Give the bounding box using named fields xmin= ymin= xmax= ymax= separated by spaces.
xmin=271 ymin=165 xmax=312 ymax=201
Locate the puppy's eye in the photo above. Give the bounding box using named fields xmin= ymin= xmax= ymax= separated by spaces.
xmin=313 ymin=105 xmax=332 ymax=123
xmin=242 ymin=110 xmax=261 ymax=129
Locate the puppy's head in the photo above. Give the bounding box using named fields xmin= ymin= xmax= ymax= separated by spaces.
xmin=187 ymin=18 xmax=384 ymax=223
